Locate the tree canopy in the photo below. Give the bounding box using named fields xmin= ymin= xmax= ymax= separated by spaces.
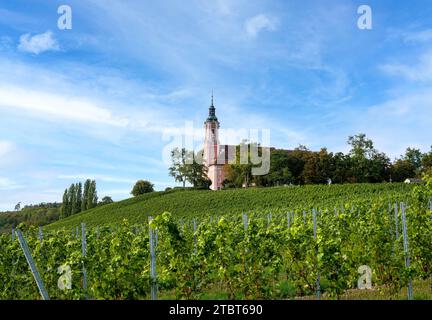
xmin=131 ymin=180 xmax=155 ymax=197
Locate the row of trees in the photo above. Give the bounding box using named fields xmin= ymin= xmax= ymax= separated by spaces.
xmin=168 ymin=133 xmax=432 ymax=189
xmin=60 ymin=180 xmax=98 ymax=219
xmin=225 ymin=134 xmax=432 ymax=188
xmin=59 ymin=178 xmax=158 ymax=219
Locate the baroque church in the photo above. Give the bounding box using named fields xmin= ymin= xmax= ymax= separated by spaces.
xmin=203 ymin=96 xmax=236 ymax=190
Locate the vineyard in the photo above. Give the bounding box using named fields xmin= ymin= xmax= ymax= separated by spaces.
xmin=1 ymin=181 xmax=431 ymax=300
xmin=46 ymin=183 xmax=413 ymax=230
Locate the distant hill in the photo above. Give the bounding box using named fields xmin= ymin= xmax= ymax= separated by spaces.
xmin=45 ymin=183 xmax=412 ymax=231
xmin=0 ymin=203 xmax=61 ymax=234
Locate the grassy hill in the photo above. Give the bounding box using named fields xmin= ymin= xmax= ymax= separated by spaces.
xmin=0 ymin=203 xmax=60 ymax=234
xmin=45 ymin=183 xmax=412 ymax=231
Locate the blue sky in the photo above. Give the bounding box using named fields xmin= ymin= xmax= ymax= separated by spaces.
xmin=1 ymin=0 xmax=432 ymax=210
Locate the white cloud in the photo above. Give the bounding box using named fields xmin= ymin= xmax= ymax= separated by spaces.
xmin=18 ymin=31 xmax=59 ymax=54
xmin=402 ymin=29 xmax=432 ymax=43
xmin=0 ymin=59 xmax=194 ymax=138
xmin=346 ymin=91 xmax=432 ymax=159
xmin=380 ymin=51 xmax=432 ymax=82
xmin=0 ymin=177 xmax=23 ymax=190
xmin=0 ymin=85 xmax=129 ymax=127
xmin=245 ymin=14 xmax=278 ymax=38
xmin=0 ymin=140 xmax=14 ymax=157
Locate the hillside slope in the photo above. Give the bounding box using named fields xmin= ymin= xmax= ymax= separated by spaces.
xmin=0 ymin=204 xmax=60 ymax=234
xmin=45 ymin=183 xmax=412 ymax=231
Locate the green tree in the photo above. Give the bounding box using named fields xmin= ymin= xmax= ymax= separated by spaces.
xmin=169 ymin=148 xmax=211 ymax=189
xmin=169 ymin=148 xmax=189 ymax=188
xmin=302 ymin=152 xmax=320 ymax=184
xmin=422 ymin=147 xmax=432 ymax=173
xmin=391 ymin=159 xmax=416 ymax=182
xmin=60 ymin=189 xmax=69 ymax=219
xmin=347 ymin=133 xmax=390 ymax=183
xmin=86 ymin=180 xmax=98 ymax=210
xmin=332 ymin=152 xmax=351 ymax=184
xmin=99 ymin=196 xmax=114 ymax=206
xmin=131 ymin=180 xmax=154 ymax=197
xmin=348 ymin=133 xmax=375 ymax=158
xmin=368 ymin=152 xmax=391 ymax=183
xmin=92 ymin=180 xmax=98 ymax=207
xmin=225 ymin=142 xmax=253 ymax=188
xmin=302 ymin=149 xmax=334 ymax=184
xmin=265 ymin=149 xmax=294 ymax=186
xmin=403 ymin=148 xmax=423 ymax=172
xmin=287 ymin=146 xmax=309 ymax=184
xmin=76 ymin=182 xmax=82 ymax=213
xmin=81 ymin=179 xmax=91 ymax=211
xmin=69 ymin=184 xmax=77 ymax=216
xmin=185 ymin=150 xmax=211 ymax=189
xmin=348 ymin=133 xmax=373 ymax=182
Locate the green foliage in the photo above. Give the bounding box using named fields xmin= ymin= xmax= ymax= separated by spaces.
xmin=1 ymin=185 xmax=430 ymax=300
xmin=99 ymin=196 xmax=114 ymax=206
xmin=60 ymin=189 xmax=68 ymax=219
xmin=169 ymin=148 xmax=189 ymax=188
xmin=87 ymin=180 xmax=98 ymax=210
xmin=0 ymin=203 xmax=60 ymax=234
xmin=82 ymin=180 xmax=90 ymax=212
xmin=60 ymin=180 xmax=98 ymax=219
xmin=391 ymin=159 xmax=416 ymax=182
xmin=46 ymin=183 xmax=413 ymax=231
xmin=169 ymin=148 xmax=210 ymax=189
xmin=223 ymin=134 xmax=399 ymax=187
xmin=131 ymin=180 xmax=154 ymax=197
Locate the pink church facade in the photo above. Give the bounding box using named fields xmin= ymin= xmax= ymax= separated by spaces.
xmin=203 ymin=97 xmax=235 ymax=190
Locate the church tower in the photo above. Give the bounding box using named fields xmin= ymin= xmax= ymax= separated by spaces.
xmin=203 ymin=94 xmax=224 ymax=190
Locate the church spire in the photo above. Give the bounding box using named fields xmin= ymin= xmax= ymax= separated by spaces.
xmin=207 ymin=91 xmax=218 ymax=122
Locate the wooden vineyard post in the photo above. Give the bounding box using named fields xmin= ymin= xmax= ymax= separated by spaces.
xmin=267 ymin=213 xmax=272 ymax=228
xmin=12 ymin=227 xmax=15 ymax=242
xmin=401 ymin=203 xmax=413 ymax=300
xmin=81 ymin=223 xmax=88 ymax=299
xmin=148 ymin=216 xmax=158 ymax=300
xmin=15 ymin=230 xmax=50 ymax=300
xmin=313 ymin=209 xmax=320 ymax=300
